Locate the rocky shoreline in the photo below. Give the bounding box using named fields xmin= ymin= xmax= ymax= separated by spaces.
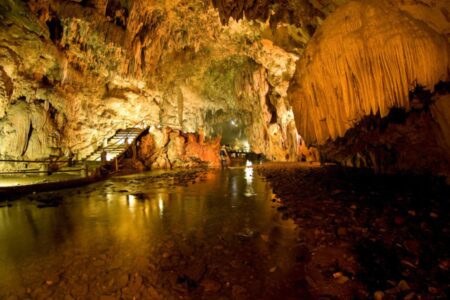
xmin=256 ymin=163 xmax=449 ymax=299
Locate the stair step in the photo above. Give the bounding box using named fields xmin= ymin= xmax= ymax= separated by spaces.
xmin=110 ymin=135 xmax=139 ymax=138
xmin=104 ymin=146 xmax=127 ymax=150
xmin=118 ymin=130 xmax=141 ymax=134
xmin=110 ymin=135 xmax=138 ymax=138
xmin=80 ymin=126 xmax=149 ymax=161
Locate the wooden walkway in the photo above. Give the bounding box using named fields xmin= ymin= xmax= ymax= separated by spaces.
xmin=0 ymin=122 xmax=150 ymax=197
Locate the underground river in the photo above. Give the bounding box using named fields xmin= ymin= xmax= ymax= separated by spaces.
xmin=0 ymin=164 xmax=306 ymax=299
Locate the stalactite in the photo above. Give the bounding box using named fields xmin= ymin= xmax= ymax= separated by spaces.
xmin=289 ymin=0 xmax=450 ymax=145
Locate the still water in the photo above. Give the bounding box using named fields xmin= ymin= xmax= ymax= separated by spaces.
xmin=0 ymin=165 xmax=303 ymax=299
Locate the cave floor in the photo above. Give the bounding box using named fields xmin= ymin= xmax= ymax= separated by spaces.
xmin=0 ymin=163 xmax=448 ymax=300
xmin=257 ymin=163 xmax=449 ymax=299
xmin=0 ymin=173 xmax=84 ymax=188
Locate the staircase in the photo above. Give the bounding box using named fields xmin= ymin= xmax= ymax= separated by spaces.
xmin=84 ymin=127 xmax=148 ymax=163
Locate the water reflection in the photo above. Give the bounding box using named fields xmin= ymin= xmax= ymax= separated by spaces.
xmin=158 ymin=195 xmax=164 ymax=218
xmin=244 ymin=160 xmax=256 ymax=197
xmin=0 ymin=169 xmax=299 ymax=298
xmin=127 ymin=194 xmax=136 ymax=208
xmin=245 ymin=160 xmax=254 ymax=183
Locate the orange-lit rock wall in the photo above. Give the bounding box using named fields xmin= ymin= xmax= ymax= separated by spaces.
xmin=136 ymin=128 xmax=220 ymax=169
xmin=288 ymin=0 xmax=450 ymax=176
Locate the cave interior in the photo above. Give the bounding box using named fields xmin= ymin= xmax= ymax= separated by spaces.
xmin=0 ymin=0 xmax=449 ymax=299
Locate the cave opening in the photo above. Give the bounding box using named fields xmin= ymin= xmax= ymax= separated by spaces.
xmin=46 ymin=16 xmax=63 ymax=44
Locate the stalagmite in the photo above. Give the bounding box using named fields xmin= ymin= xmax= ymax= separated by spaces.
xmin=289 ymin=0 xmax=450 ymax=145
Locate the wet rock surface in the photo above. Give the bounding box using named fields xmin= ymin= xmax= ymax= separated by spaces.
xmin=257 ymin=163 xmax=450 ymax=299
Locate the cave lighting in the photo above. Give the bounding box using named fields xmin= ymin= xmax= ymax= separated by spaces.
xmin=242 ymin=141 xmax=250 ymax=152
xmin=106 ymin=152 xmax=113 ymax=161
xmin=230 ymin=119 xmax=237 ymax=127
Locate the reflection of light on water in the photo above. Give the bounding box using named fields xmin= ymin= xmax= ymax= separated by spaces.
xmin=106 ymin=193 xmax=113 ymax=204
xmin=231 ymin=176 xmax=238 ymax=196
xmin=244 ymin=160 xmax=256 ymax=197
xmin=127 ymin=194 xmax=136 ymax=208
xmin=158 ymin=196 xmax=164 ymax=217
xmin=245 ymin=160 xmax=253 ymax=183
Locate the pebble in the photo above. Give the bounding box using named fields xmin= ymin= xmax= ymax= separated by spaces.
xmin=374 ymin=291 xmax=385 ymax=300
xmin=260 ymin=234 xmax=269 ymax=242
xmin=403 ymin=292 xmax=415 ymax=300
xmin=332 ymin=272 xmax=349 ymax=284
xmin=201 ymin=279 xmax=221 ymax=293
xmin=398 ymin=280 xmax=410 ymax=291
xmin=232 ymin=285 xmax=247 ymax=298
xmin=430 ymin=212 xmax=439 ymax=219
xmin=99 ymin=296 xmax=117 ymax=300
xmin=337 ymin=227 xmax=347 ymax=236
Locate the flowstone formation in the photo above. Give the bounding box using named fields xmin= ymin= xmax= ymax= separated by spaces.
xmin=0 ymin=0 xmax=314 ymax=167
xmin=288 ymin=0 xmax=450 ymax=176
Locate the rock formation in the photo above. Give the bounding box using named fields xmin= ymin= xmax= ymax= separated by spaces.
xmin=0 ymin=0 xmax=309 ymax=166
xmin=133 ymin=127 xmax=220 ymax=170
xmin=288 ymin=0 xmax=450 ymax=176
xmin=289 ymin=0 xmax=449 ymax=145
xmin=0 ymin=0 xmax=449 ymax=175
